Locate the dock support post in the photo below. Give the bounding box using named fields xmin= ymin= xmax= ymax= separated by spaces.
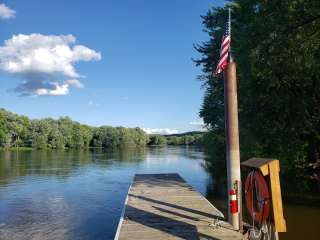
xmin=224 ymin=62 xmax=241 ymax=231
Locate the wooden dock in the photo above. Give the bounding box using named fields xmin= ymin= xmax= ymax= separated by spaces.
xmin=115 ymin=173 xmax=243 ymax=240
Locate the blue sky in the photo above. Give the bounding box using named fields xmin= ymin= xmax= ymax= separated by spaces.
xmin=0 ymin=0 xmax=224 ymax=134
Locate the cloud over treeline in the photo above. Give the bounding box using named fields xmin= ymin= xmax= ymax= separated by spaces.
xmin=142 ymin=128 xmax=179 ymax=135
xmin=0 ymin=34 xmax=101 ymax=96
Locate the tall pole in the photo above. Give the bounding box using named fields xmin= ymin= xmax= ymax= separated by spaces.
xmin=224 ymin=8 xmax=241 ymax=231
xmin=228 ymin=8 xmax=233 ymax=63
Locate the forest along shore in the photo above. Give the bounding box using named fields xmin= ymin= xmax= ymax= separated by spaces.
xmin=0 ymin=108 xmax=204 ymax=150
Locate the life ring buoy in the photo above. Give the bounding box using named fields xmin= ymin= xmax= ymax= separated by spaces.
xmin=245 ymin=170 xmax=270 ymax=223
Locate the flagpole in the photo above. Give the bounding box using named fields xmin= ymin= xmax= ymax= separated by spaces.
xmin=228 ymin=8 xmax=233 ymax=63
xmin=224 ymin=7 xmax=242 ymax=231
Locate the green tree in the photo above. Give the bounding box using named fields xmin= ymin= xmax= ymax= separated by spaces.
xmin=167 ymin=136 xmax=179 ymax=145
xmin=195 ymin=0 xmax=320 ymax=192
xmin=80 ymin=125 xmax=93 ymax=148
xmin=0 ymin=108 xmax=153 ymax=150
xmin=58 ymin=117 xmax=74 ymax=148
xmin=148 ymin=135 xmax=167 ymax=145
xmin=134 ymin=127 xmax=149 ymax=146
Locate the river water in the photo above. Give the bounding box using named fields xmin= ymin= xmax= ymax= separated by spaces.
xmin=0 ymin=147 xmax=318 ymax=240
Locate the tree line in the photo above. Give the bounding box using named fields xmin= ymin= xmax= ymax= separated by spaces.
xmin=195 ymin=0 xmax=320 ymax=194
xmin=0 ymin=108 xmax=204 ymax=149
xmin=149 ymin=132 xmax=203 ymax=146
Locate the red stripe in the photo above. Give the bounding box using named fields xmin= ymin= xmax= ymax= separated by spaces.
xmin=215 ymin=51 xmax=229 ymax=74
xmin=217 ymin=58 xmax=227 ymax=70
xmin=215 ymin=34 xmax=230 ymax=75
xmin=221 ymin=36 xmax=230 ymax=46
xmin=218 ymin=50 xmax=229 ymax=65
xmin=221 ymin=40 xmax=230 ymax=51
xmin=215 ymin=61 xmax=228 ymax=74
xmin=220 ymin=38 xmax=230 ymax=50
xmin=220 ymin=45 xmax=229 ymax=57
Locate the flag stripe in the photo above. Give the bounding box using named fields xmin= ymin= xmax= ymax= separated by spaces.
xmin=215 ymin=22 xmax=231 ymax=75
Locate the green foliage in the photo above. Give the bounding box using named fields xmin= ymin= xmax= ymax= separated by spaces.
xmin=148 ymin=132 xmax=205 ymax=146
xmin=148 ymin=134 xmax=167 ymax=145
xmin=133 ymin=127 xmax=150 ymax=146
xmin=0 ymin=108 xmax=203 ymax=149
xmin=0 ymin=109 xmax=205 ymax=148
xmin=166 ymin=132 xmax=204 ymax=145
xmin=166 ymin=136 xmax=183 ymax=145
xmin=91 ymin=126 xmax=148 ymax=148
xmin=195 ymin=0 xmax=320 ymax=192
xmin=0 ymin=108 xmax=30 ymax=148
xmin=0 ymin=108 xmax=149 ymax=149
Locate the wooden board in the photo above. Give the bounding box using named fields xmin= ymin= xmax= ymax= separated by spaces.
xmin=115 ymin=173 xmax=243 ymax=240
xmin=269 ymin=161 xmax=287 ymax=232
xmin=241 ymin=158 xmax=277 ymax=176
xmin=241 ymin=158 xmax=287 ymax=232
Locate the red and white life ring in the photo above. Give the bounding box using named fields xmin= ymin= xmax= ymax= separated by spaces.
xmin=245 ymin=170 xmax=270 ymax=223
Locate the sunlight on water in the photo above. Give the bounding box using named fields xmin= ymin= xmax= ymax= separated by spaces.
xmin=0 ymin=147 xmax=209 ymax=240
xmin=0 ymin=147 xmax=318 ymax=240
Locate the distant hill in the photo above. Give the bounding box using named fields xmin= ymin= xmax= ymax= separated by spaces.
xmin=164 ymin=131 xmax=205 ymax=137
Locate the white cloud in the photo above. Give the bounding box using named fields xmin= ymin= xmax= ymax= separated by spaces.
xmin=142 ymin=128 xmax=179 ymax=135
xmin=0 ymin=33 xmax=101 ymax=96
xmin=35 ymin=83 xmax=69 ymax=96
xmin=66 ymin=79 xmax=84 ymax=89
xmin=0 ymin=3 xmax=15 ymax=19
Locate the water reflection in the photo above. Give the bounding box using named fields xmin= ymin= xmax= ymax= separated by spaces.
xmin=0 ymin=148 xmax=147 ymax=185
xmin=0 ymin=147 xmax=319 ymax=240
xmin=0 ymin=146 xmax=208 ymax=240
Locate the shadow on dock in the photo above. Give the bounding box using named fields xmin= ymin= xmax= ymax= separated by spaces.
xmin=129 ymin=193 xmax=223 ymax=220
xmin=116 ymin=174 xmax=243 ymax=240
xmin=125 ymin=205 xmax=220 ymax=240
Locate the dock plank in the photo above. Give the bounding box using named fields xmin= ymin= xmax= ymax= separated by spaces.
xmin=115 ymin=173 xmax=243 ymax=240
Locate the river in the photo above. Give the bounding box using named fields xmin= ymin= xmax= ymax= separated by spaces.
xmin=0 ymin=147 xmax=318 ymax=239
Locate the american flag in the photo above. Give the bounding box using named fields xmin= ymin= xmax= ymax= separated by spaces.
xmin=215 ymin=20 xmax=231 ymax=75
